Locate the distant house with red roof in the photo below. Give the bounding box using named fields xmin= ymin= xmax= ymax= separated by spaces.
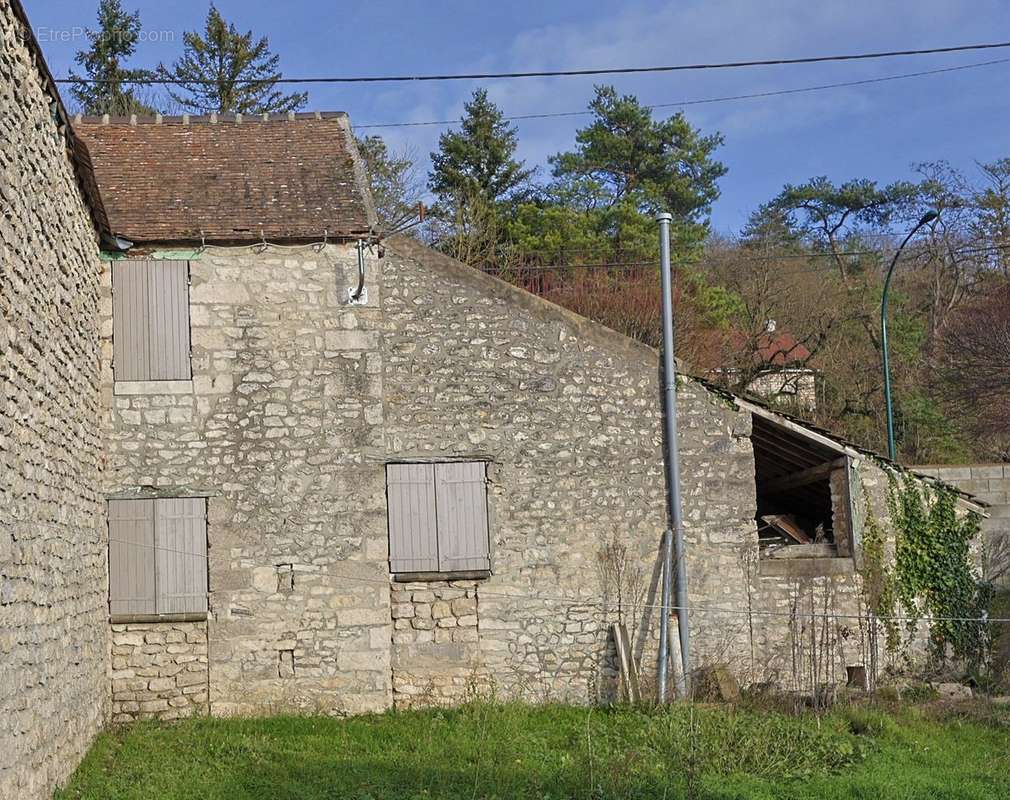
xmin=696 ymin=320 xmax=818 ymax=409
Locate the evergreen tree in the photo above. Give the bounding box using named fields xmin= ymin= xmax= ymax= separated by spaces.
xmin=548 ymin=85 xmax=726 ymax=259
xmin=157 ymin=5 xmax=307 ymax=114
xmin=68 ymin=0 xmax=156 ymax=116
xmin=356 ymin=135 xmax=419 ymax=228
xmin=428 ymin=89 xmax=533 ymax=209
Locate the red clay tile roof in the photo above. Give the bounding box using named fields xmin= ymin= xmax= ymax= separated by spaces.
xmin=736 ymin=331 xmax=812 ymax=366
xmin=693 ymin=328 xmax=813 ymax=370
xmin=72 ymin=112 xmax=376 ymax=245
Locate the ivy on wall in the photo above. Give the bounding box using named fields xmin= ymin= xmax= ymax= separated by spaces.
xmin=861 ymin=472 xmax=991 ymax=670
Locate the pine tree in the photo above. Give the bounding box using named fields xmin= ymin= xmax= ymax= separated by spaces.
xmin=551 ymin=86 xmax=726 ymax=217
xmin=157 ymin=5 xmax=308 ymax=114
xmin=428 ymin=89 xmax=533 ymax=209
xmin=68 ymin=0 xmax=156 ymax=116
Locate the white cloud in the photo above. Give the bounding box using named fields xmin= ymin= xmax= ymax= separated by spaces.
xmin=364 ymin=0 xmax=1008 ymax=222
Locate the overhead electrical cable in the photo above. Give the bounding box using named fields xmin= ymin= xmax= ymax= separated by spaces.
xmin=355 ymin=56 xmax=1010 ymax=129
xmin=57 ymin=41 xmax=1010 ymax=86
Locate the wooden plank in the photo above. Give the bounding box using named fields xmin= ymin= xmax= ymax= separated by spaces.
xmin=761 ymin=514 xmax=812 ymax=544
xmin=147 ymin=261 xmax=191 ymax=380
xmin=612 ymin=623 xmax=641 ymax=703
xmin=766 ymin=543 xmax=838 ymax=559
xmin=111 ymin=260 xmax=152 ymax=381
xmin=759 ymin=458 xmax=846 ymax=494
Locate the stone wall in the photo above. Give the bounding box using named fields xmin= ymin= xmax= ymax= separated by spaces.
xmin=110 ymin=622 xmax=209 ymax=721
xmin=913 ymin=464 xmax=1010 ymax=586
xmin=379 ymin=240 xmax=967 ymax=701
xmin=0 ymin=3 xmax=107 ymax=798
xmin=100 ymin=244 xmax=392 ymax=716
xmin=97 ymin=231 xmax=967 ymax=719
xmin=381 ymin=238 xmax=765 ymax=703
xmin=747 ymin=369 xmax=817 ymax=410
xmin=391 ymin=580 xmax=481 ymax=706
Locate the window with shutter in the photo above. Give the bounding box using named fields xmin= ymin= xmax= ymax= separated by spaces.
xmin=386 ymin=464 xmax=440 ymax=573
xmin=112 ymin=260 xmax=192 ymax=381
xmin=108 ymin=499 xmax=156 ymax=617
xmin=108 ymin=497 xmax=208 ymax=620
xmin=386 ymin=462 xmax=491 ymax=578
xmin=434 ymin=462 xmax=490 ymax=572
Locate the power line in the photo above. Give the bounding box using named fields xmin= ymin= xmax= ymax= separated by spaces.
xmin=355 ymin=57 xmax=1010 ymax=130
xmin=57 ymin=41 xmax=1010 ymax=86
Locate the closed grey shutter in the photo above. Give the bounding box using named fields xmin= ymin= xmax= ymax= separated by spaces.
xmin=112 ymin=260 xmax=152 ymax=381
xmin=387 ymin=464 xmax=439 ymax=573
xmin=112 ymin=260 xmax=190 ymax=381
xmin=148 ymin=261 xmax=191 ymax=380
xmin=434 ymin=462 xmax=490 ymax=572
xmin=155 ymin=498 xmax=208 ymax=614
xmin=108 ymin=499 xmax=156 ymax=616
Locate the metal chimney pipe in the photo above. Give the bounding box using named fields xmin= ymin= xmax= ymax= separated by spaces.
xmin=657 ymin=212 xmax=690 ymax=698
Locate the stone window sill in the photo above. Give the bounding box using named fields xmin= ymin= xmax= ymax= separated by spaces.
xmin=110 ymin=612 xmax=207 ymax=624
xmin=393 ymin=570 xmax=491 ymax=583
xmin=114 ymin=379 xmax=194 ymax=396
xmin=758 ymin=557 xmax=855 ymax=579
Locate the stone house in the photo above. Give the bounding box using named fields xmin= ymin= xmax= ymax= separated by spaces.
xmin=71 ymin=111 xmax=985 ymax=721
xmin=0 ymin=0 xmax=988 ymax=795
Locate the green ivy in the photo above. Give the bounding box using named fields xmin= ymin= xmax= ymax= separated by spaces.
xmin=860 ymin=490 xmax=900 ymax=654
xmin=886 ymin=475 xmax=992 ymax=668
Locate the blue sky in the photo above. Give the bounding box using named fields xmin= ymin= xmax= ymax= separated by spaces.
xmin=25 ymin=0 xmax=1010 ymax=232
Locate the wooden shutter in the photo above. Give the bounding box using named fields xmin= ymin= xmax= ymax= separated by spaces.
xmin=386 ymin=464 xmax=439 ymax=573
xmin=155 ymin=498 xmax=208 ymax=614
xmin=434 ymin=462 xmax=490 ymax=572
xmin=112 ymin=260 xmax=191 ymax=381
xmin=148 ymin=261 xmax=191 ymax=380
xmin=112 ymin=261 xmax=152 ymax=381
xmin=108 ymin=499 xmax=156 ymax=616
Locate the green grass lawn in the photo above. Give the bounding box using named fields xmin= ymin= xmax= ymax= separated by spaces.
xmin=56 ymin=700 xmax=1010 ymax=800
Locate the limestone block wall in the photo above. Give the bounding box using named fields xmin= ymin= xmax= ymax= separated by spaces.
xmin=0 ymin=4 xmax=106 ymax=798
xmin=100 ymin=244 xmax=392 ymax=715
xmin=391 ymin=580 xmax=481 ymax=707
xmin=380 ymin=239 xmax=759 ymax=703
xmin=914 ymin=464 xmax=1010 ymax=586
xmin=378 ymin=240 xmax=961 ymax=700
xmin=110 ymin=623 xmax=209 ymax=721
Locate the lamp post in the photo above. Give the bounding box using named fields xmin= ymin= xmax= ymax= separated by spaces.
xmin=881 ymin=210 xmax=939 ymax=460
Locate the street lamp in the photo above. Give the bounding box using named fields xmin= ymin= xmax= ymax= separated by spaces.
xmin=881 ymin=209 xmax=939 ymax=461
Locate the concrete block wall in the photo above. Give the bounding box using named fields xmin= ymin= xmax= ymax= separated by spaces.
xmin=0 ymin=3 xmax=107 ymax=797
xmin=913 ymin=464 xmax=1010 ymax=585
xmin=110 ymin=623 xmax=209 ymax=721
